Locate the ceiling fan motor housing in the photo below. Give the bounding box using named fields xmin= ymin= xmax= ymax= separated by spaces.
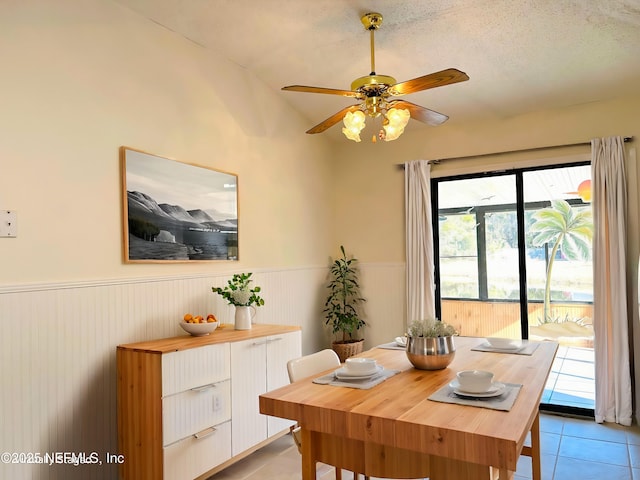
xmin=351 ymin=74 xmax=397 ymax=93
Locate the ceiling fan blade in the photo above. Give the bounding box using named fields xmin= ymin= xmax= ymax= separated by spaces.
xmin=282 ymin=85 xmax=362 ymax=98
xmin=306 ymin=105 xmax=362 ymax=134
xmin=387 ymin=68 xmax=469 ymax=96
xmin=388 ymin=100 xmax=449 ymax=126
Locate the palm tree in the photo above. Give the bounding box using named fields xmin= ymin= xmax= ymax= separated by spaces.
xmin=530 ymin=199 xmax=593 ymax=322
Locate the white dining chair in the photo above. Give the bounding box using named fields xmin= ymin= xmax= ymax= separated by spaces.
xmin=287 ymin=348 xmax=341 ymax=384
xmin=287 ymin=349 xmax=369 ymax=480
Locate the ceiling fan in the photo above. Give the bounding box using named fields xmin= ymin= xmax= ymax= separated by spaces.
xmin=282 ymin=12 xmax=469 ymax=142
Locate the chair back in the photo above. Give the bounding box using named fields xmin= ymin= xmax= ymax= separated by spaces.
xmin=287 ymin=349 xmax=340 ymax=383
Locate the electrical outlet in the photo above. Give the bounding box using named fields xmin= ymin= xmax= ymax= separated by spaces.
xmin=0 ymin=210 xmax=16 ymax=237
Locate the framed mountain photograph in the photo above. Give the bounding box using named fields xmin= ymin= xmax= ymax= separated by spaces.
xmin=120 ymin=147 xmax=238 ymax=262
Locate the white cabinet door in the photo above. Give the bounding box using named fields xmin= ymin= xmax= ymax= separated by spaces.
xmin=266 ymin=330 xmax=301 ymax=435
xmin=230 ymin=337 xmax=268 ymax=455
xmin=230 ymin=331 xmax=302 ymax=455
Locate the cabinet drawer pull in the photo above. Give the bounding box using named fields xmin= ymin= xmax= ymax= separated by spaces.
xmin=267 ymin=337 xmax=283 ymax=343
xmin=252 ymin=340 xmax=268 ymax=346
xmin=193 ymin=426 xmax=216 ymax=439
xmin=190 ymin=383 xmax=217 ymax=392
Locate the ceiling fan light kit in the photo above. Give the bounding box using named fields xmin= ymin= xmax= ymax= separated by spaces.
xmin=342 ymin=110 xmax=367 ymax=142
xmin=383 ymin=108 xmax=411 ymax=141
xmin=282 ymin=12 xmax=469 ymax=143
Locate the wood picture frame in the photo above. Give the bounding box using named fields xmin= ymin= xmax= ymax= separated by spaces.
xmin=120 ymin=147 xmax=238 ymax=263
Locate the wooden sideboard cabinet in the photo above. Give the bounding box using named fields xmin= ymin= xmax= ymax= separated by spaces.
xmin=117 ymin=324 xmax=302 ymax=480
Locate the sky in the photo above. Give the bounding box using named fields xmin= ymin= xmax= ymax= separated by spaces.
xmin=123 ymin=148 xmax=237 ymax=218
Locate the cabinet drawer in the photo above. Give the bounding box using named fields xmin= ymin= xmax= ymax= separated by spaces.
xmin=162 ymin=343 xmax=230 ymax=396
xmin=163 ymin=379 xmax=231 ymax=447
xmin=163 ymin=420 xmax=232 ymax=480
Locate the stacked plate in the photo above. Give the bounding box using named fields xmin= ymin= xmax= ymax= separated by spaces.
xmin=335 ymin=357 xmax=383 ymax=380
xmin=449 ymin=379 xmax=506 ymax=398
xmin=335 ymin=365 xmax=384 ymax=380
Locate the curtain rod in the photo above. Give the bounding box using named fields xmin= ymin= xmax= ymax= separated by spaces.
xmin=406 ymin=136 xmax=634 ymax=166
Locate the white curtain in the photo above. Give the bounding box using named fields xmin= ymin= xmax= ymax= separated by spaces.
xmin=591 ymin=136 xmax=632 ymax=426
xmin=404 ymin=160 xmax=436 ymax=322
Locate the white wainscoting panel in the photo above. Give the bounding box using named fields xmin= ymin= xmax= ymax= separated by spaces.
xmin=0 ymin=266 xmax=327 ymax=480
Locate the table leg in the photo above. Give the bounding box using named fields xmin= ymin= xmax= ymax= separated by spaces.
xmin=497 ymin=467 xmax=513 ymax=480
xmin=300 ymin=427 xmax=316 ymax=480
xmin=530 ymin=412 xmax=541 ymax=480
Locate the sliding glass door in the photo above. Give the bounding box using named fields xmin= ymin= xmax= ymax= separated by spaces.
xmin=433 ymin=163 xmax=594 ymax=414
xmin=523 ymin=166 xmax=594 ymax=412
xmin=436 ymin=174 xmax=523 ymax=339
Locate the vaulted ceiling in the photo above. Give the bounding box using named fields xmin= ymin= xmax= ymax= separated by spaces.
xmin=114 ymin=0 xmax=640 ymax=141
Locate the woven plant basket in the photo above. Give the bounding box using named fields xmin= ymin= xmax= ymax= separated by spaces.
xmin=332 ymin=339 xmax=365 ymax=363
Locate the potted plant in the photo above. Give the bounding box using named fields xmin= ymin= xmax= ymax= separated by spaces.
xmin=405 ymin=318 xmax=457 ymax=370
xmin=324 ymin=246 xmax=366 ymax=362
xmin=212 ymin=272 xmax=264 ymax=330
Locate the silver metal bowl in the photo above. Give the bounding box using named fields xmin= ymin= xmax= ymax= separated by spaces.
xmin=406 ymin=336 xmax=456 ymax=370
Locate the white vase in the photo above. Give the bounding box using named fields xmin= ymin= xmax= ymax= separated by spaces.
xmin=234 ymin=305 xmax=255 ymax=330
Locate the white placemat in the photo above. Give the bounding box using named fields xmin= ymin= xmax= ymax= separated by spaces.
xmin=471 ymin=341 xmax=540 ymax=355
xmin=313 ymin=368 xmax=400 ymax=389
xmin=428 ymin=382 xmax=522 ymax=411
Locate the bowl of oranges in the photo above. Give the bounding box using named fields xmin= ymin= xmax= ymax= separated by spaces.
xmin=180 ymin=313 xmax=219 ymax=336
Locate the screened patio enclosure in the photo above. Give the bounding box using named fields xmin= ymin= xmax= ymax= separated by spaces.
xmin=434 ymin=163 xmax=594 ymax=412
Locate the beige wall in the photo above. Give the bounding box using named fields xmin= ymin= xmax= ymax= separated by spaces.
xmin=0 ymin=0 xmax=335 ymax=286
xmin=331 ymin=95 xmax=640 ymax=262
xmin=2 ymin=1 xmax=640 ymax=478
xmin=0 ymin=2 xmax=336 ymax=479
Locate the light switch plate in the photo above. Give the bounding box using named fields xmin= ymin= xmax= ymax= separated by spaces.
xmin=0 ymin=210 xmax=17 ymax=237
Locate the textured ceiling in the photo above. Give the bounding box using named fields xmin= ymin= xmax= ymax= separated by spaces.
xmin=113 ymin=0 xmax=640 ymax=141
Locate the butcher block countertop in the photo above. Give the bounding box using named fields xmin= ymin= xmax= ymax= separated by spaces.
xmin=117 ymin=324 xmax=301 ymax=354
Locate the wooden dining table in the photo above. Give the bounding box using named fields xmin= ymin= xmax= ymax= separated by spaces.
xmin=259 ymin=336 xmax=558 ymax=480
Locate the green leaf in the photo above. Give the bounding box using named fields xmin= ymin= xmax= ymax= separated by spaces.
xmin=531 ymin=230 xmax=560 ymax=246
xmin=532 ymin=210 xmax=566 ymax=231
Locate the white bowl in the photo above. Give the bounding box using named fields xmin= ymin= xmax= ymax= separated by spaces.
xmin=179 ymin=321 xmax=219 ymax=336
xmin=456 ymin=370 xmax=494 ymax=393
xmin=344 ymin=357 xmax=378 ymax=375
xmin=486 ymin=337 xmax=521 ymax=349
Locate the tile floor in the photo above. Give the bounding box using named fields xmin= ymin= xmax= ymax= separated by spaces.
xmin=543 ymin=345 xmax=595 ymax=410
xmin=208 ymin=413 xmax=640 ymax=480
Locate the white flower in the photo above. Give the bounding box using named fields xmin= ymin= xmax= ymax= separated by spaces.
xmin=231 ymin=288 xmax=251 ymax=306
xmin=408 ymin=318 xmax=456 ymax=337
